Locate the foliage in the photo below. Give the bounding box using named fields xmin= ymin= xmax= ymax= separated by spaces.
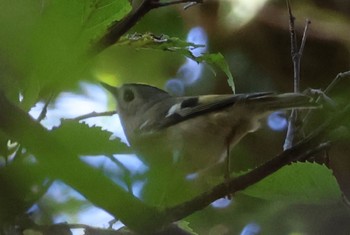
xmin=242 ymin=162 xmax=341 ymax=203
xmin=117 ymin=33 xmax=235 ymax=92
xmin=52 ymin=121 xmax=130 ymax=156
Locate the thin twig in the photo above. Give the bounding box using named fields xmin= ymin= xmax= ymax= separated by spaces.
xmin=283 ymin=1 xmax=310 ymax=150
xmin=324 ymin=70 xmax=350 ymax=94
xmin=106 ymin=154 xmax=134 ymax=194
xmin=302 ymin=71 xmax=350 ymax=124
xmin=299 ymin=19 xmax=311 ymax=56
xmin=64 ymin=110 xmax=117 ymax=122
xmin=37 ymin=95 xmax=53 ymax=122
xmin=151 ymin=0 xmax=202 ymax=8
xmin=184 ymin=1 xmax=202 ymax=10
xmin=297 ymin=141 xmax=331 ymax=162
xmin=13 ymin=94 xmax=53 ymax=163
xmin=287 ymin=0 xmax=297 ymax=59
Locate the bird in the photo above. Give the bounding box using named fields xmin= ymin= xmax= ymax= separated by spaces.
xmin=101 ymin=82 xmax=315 ymax=176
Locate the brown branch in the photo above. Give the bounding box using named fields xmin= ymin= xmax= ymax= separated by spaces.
xmin=287 ymin=0 xmax=297 ymax=60
xmin=160 ymin=105 xmax=350 ymax=224
xmin=284 ymin=1 xmax=311 ymax=150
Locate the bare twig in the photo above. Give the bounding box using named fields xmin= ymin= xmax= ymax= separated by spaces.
xmin=302 ymin=71 xmax=350 ymax=124
xmin=287 ymin=0 xmax=297 ymax=66
xmin=299 ymin=19 xmax=311 ymax=58
xmin=283 ymin=1 xmax=311 ymax=150
xmin=64 ymin=110 xmax=117 ymax=122
xmin=184 ymin=1 xmax=202 ymax=10
xmin=324 ymin=70 xmax=350 ymax=94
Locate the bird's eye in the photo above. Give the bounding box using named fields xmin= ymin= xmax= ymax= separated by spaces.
xmin=123 ymin=88 xmax=135 ymax=102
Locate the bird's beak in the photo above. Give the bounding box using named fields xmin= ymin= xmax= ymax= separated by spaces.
xmin=100 ymin=82 xmax=118 ymax=96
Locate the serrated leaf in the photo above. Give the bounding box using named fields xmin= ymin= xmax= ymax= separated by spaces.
xmin=196 ymin=53 xmax=235 ymax=93
xmin=52 ymin=121 xmax=130 ymax=156
xmin=117 ymin=33 xmax=235 ymax=93
xmin=242 ymin=162 xmax=342 ymax=204
xmin=0 ymin=0 xmax=131 ymax=109
xmin=117 ymin=33 xmax=205 ymax=50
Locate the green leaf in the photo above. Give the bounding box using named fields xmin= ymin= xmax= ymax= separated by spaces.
xmin=0 ymin=0 xmax=131 ymax=109
xmin=196 ymin=53 xmax=235 ymax=93
xmin=242 ymin=162 xmax=342 ymax=204
xmin=117 ymin=33 xmax=235 ymax=93
xmin=177 ymin=221 xmax=198 ymax=235
xmin=52 ymin=121 xmax=130 ymax=156
xmin=81 ymin=0 xmax=132 ymax=45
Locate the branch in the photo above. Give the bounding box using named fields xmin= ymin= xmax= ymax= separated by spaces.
xmin=324 ymin=70 xmax=350 ymax=94
xmin=284 ymin=0 xmax=311 ymax=150
xmin=161 ymin=105 xmax=350 ymax=224
xmin=301 ymin=71 xmax=350 ymax=126
xmin=299 ymin=19 xmax=311 ymax=58
xmin=64 ymin=110 xmax=117 ymax=122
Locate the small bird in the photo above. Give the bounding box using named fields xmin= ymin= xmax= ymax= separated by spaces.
xmin=102 ymin=83 xmax=314 ymax=175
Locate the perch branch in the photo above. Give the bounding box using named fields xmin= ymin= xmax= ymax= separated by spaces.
xmin=161 ymin=105 xmax=349 ymax=224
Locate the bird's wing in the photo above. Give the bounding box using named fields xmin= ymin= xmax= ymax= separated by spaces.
xmin=156 ymin=92 xmax=272 ymax=129
xmin=137 ymin=91 xmax=314 ymax=135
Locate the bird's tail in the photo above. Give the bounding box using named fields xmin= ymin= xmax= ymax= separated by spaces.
xmin=246 ymin=93 xmax=318 ymax=112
